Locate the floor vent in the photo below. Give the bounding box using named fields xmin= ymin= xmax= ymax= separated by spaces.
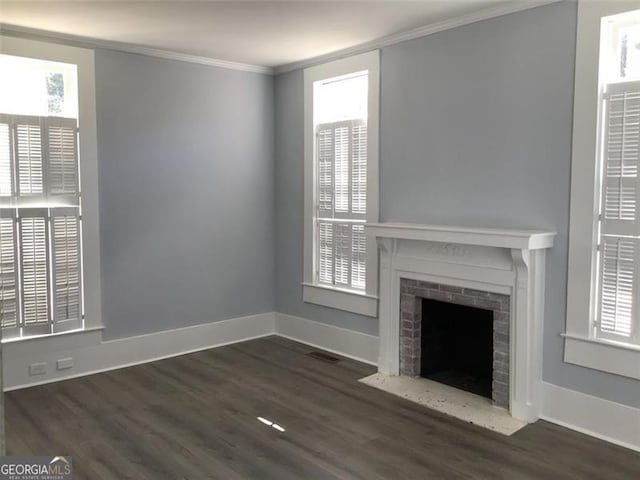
xmin=307 ymin=351 xmax=341 ymax=363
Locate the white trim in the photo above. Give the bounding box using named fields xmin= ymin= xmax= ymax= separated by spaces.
xmin=274 ymin=313 xmax=378 ymax=365
xmin=542 ymin=381 xmax=640 ymax=453
xmin=0 ymin=35 xmax=102 ymax=332
xmin=3 ymin=313 xmax=275 ymax=390
xmin=1 ymin=325 xmax=103 ymax=345
xmin=303 ymin=51 xmax=380 ymax=315
xmin=302 ymin=283 xmax=378 ymax=317
xmin=2 ymin=3 xmax=562 ymax=77
xmin=0 ymin=24 xmax=272 ymax=75
xmin=563 ymin=334 xmax=640 ymax=380
xmin=366 ymin=222 xmax=556 ymax=250
xmin=276 ymin=0 xmax=563 ymax=74
xmin=369 ymin=223 xmax=554 ymax=423
xmin=565 ymin=0 xmax=640 ymax=376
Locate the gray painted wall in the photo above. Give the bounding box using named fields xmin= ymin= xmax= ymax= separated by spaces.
xmin=96 ymin=50 xmax=275 ymax=340
xmin=274 ymin=1 xmax=640 ymax=408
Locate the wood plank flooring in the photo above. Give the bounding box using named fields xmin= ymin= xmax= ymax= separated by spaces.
xmin=6 ymin=336 xmax=640 ymax=479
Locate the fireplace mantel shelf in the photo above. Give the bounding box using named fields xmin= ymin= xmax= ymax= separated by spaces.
xmin=366 ymin=222 xmax=555 ymax=250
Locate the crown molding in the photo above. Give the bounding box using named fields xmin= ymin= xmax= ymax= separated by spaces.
xmin=274 ymin=0 xmax=564 ymax=74
xmin=0 ymin=23 xmax=274 ymax=75
xmin=1 ymin=1 xmax=564 ymax=76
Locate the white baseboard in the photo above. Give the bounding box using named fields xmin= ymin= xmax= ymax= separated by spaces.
xmin=3 ymin=312 xmax=276 ymax=391
xmin=274 ymin=313 xmax=378 ymax=365
xmin=541 ymin=382 xmax=640 ymax=452
xmin=4 ymin=310 xmax=638 ymax=453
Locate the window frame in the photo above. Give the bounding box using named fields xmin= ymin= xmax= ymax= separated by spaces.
xmin=566 ymin=1 xmax=640 ymax=380
xmin=303 ymin=51 xmax=380 ymax=317
xmin=0 ymin=36 xmax=102 ymax=340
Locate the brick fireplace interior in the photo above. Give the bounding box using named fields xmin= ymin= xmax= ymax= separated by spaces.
xmin=421 ymin=298 xmax=493 ymax=399
xmin=400 ymin=278 xmax=510 ymax=408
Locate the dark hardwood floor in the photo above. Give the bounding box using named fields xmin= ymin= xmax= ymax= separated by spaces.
xmin=6 ymin=336 xmax=640 ymax=479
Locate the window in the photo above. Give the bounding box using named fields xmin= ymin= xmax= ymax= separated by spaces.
xmin=0 ymin=37 xmax=101 ymax=341
xmin=595 ymin=12 xmax=640 ymax=345
xmin=0 ymin=56 xmax=82 ymax=340
xmin=566 ymin=2 xmax=640 ymax=380
xmin=303 ymin=51 xmax=379 ymax=317
xmin=315 ymin=75 xmax=368 ymax=291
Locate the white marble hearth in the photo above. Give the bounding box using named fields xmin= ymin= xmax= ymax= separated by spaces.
xmin=366 ymin=223 xmax=556 ymax=424
xmin=359 ymin=373 xmax=526 ymax=435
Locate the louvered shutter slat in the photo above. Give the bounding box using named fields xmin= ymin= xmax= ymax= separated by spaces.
xmin=51 ymin=208 xmax=82 ymax=332
xmin=20 ymin=211 xmax=50 ymax=335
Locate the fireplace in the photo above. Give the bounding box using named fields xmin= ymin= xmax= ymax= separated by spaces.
xmin=399 ymin=278 xmax=510 ymax=407
xmin=367 ymin=222 xmax=555 ymax=423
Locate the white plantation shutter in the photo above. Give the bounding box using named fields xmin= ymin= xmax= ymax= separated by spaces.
xmin=599 ymin=238 xmax=637 ymax=337
xmin=51 ymin=208 xmax=82 ymax=332
xmin=0 ymin=113 xmax=84 ymax=339
xmin=351 ymin=124 xmax=367 ymax=215
xmin=0 ymin=119 xmax=18 ymax=337
xmin=0 ymin=211 xmax=19 ymax=338
xmin=597 ymin=80 xmax=640 ymax=343
xmin=45 ymin=118 xmax=79 ymax=204
xmin=318 ymin=221 xmax=333 ymax=284
xmin=351 ymin=224 xmax=366 ymax=290
xmin=334 ymin=126 xmax=349 ymax=213
xmin=46 ymin=119 xmax=82 ymax=332
xmin=315 ymin=119 xmax=367 ymax=291
xmin=0 ymin=115 xmax=14 ymax=200
xmin=318 ymin=128 xmax=334 ymax=216
xmin=14 ymin=116 xmax=45 ymax=198
xmin=19 ymin=209 xmax=50 ymax=336
xmin=334 ymin=222 xmax=351 ymax=286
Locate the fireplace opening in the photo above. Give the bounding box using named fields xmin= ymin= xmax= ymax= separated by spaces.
xmin=421 ymin=298 xmax=493 ymax=399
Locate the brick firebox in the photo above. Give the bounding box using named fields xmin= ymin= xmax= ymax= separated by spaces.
xmin=399 ymin=278 xmax=510 ymax=409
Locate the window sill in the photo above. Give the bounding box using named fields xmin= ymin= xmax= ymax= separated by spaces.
xmin=302 ymin=283 xmax=378 ymax=317
xmin=2 ymin=325 xmax=104 ymax=346
xmin=562 ymin=333 xmax=640 ymax=380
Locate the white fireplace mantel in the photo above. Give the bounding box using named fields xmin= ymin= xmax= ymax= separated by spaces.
xmin=366 ymin=223 xmax=555 ymax=250
xmin=366 ymin=222 xmax=555 ymax=423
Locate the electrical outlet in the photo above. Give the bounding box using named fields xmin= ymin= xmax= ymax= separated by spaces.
xmin=29 ymin=362 xmax=47 ymax=376
xmin=56 ymin=358 xmax=73 ymax=370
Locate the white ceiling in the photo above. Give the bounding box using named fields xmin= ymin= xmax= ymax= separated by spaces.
xmin=1 ymin=1 xmax=534 ymax=69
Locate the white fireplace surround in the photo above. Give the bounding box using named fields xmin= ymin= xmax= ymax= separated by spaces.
xmin=366 ymin=223 xmax=555 ymax=423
